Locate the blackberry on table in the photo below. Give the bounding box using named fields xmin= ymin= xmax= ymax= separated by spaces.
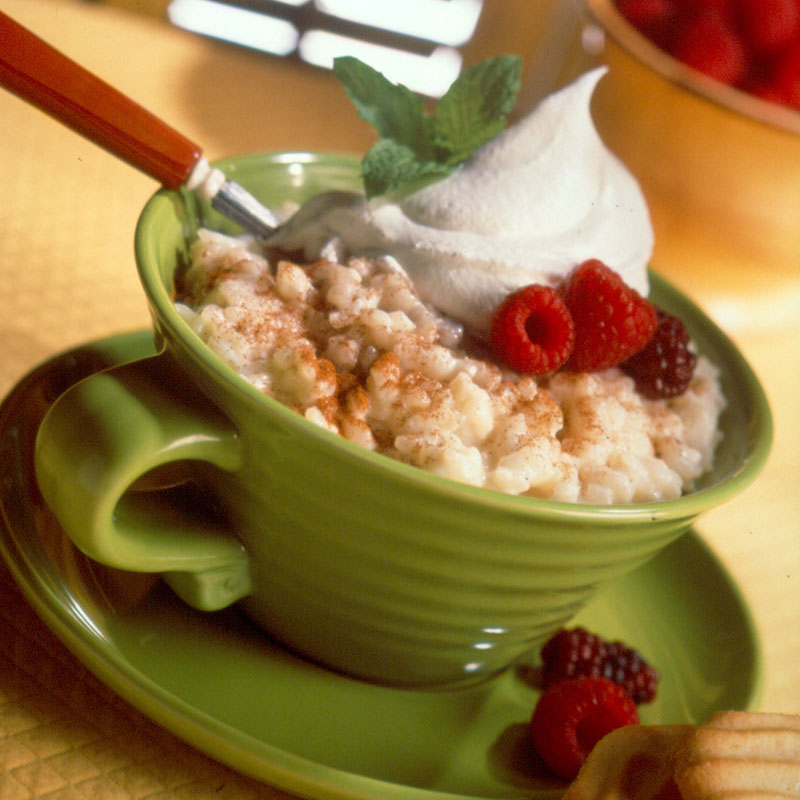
xmin=604 ymin=641 xmax=660 ymax=705
xmin=540 ymin=627 xmax=659 ymax=704
xmin=541 ymin=628 xmax=608 ymax=684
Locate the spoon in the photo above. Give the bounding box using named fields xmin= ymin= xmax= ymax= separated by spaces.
xmin=0 ymin=10 xmax=281 ymax=238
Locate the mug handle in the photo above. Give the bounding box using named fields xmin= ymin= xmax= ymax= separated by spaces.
xmin=34 ymin=350 xmax=252 ymax=611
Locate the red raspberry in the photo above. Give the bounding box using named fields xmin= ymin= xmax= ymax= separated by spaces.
xmin=490 ymin=285 xmax=575 ymax=374
xmin=747 ymin=79 xmax=793 ymax=107
xmin=677 ymin=0 xmax=732 ymax=7
xmin=615 ymin=0 xmax=800 ymax=107
xmin=670 ymin=9 xmax=748 ymax=84
xmin=616 ymin=0 xmax=679 ymax=45
xmin=541 ymin=627 xmax=660 ymax=704
xmin=530 ymin=677 xmax=639 ymax=779
xmin=735 ymin=0 xmax=800 ymax=57
xmin=621 ymin=309 xmax=697 ymax=399
xmin=560 ymin=260 xmax=657 ymax=373
xmin=767 ymin=41 xmax=800 ymax=108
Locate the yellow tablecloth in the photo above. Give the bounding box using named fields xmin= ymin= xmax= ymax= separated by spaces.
xmin=1 ymin=1 xmax=798 ymax=796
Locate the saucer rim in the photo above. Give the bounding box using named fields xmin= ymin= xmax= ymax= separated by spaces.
xmin=0 ymin=330 xmax=763 ymax=800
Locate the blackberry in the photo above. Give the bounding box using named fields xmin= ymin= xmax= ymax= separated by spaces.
xmin=540 ymin=627 xmax=659 ymax=704
xmin=621 ymin=309 xmax=697 ymax=399
xmin=541 ymin=628 xmax=608 ymax=684
xmin=604 ymin=641 xmax=660 ymax=705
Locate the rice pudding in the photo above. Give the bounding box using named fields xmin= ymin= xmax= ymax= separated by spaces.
xmin=176 ymin=229 xmax=724 ymax=505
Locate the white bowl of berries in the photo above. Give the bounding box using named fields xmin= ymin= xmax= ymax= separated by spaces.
xmin=569 ymin=0 xmax=800 ymax=326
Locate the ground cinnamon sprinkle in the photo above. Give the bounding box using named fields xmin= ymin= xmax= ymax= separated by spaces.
xmin=175 ymin=228 xmax=725 ymax=505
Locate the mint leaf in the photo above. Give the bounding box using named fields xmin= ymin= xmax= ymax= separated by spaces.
xmin=433 ymin=55 xmax=522 ymax=164
xmin=333 ymin=57 xmax=433 ymax=158
xmin=361 ymin=139 xmax=453 ymax=199
xmin=333 ymin=54 xmax=522 ymax=198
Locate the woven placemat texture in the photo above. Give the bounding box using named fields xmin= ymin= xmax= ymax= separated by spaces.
xmin=0 ymin=562 xmax=291 ymax=800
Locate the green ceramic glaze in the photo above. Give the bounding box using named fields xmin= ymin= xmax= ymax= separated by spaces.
xmin=0 ymin=333 xmax=763 ymax=797
xmin=33 ymin=153 xmax=773 ymax=688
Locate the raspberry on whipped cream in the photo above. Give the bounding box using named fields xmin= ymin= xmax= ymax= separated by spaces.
xmin=269 ymin=69 xmax=654 ymax=337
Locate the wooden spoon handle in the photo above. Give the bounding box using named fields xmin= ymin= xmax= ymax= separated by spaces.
xmin=0 ymin=10 xmax=202 ymax=189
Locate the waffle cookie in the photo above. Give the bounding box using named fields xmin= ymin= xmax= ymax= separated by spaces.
xmin=564 ymin=711 xmax=800 ymax=799
xmin=563 ymin=724 xmax=689 ymax=799
xmin=675 ymin=711 xmax=800 ymax=799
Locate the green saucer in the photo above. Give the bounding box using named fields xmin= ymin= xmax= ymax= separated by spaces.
xmin=0 ymin=331 xmax=763 ymax=799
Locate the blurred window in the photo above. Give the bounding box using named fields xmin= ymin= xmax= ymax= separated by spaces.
xmin=167 ymin=0 xmax=485 ymax=96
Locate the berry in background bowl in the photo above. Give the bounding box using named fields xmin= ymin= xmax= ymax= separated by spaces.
xmin=615 ymin=0 xmax=800 ymax=109
xmin=547 ymin=0 xmax=800 ymax=331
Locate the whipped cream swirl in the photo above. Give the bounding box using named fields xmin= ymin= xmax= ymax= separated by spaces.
xmin=270 ymin=69 xmax=654 ymax=336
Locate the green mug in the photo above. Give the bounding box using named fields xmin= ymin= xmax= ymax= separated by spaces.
xmin=33 ymin=152 xmax=772 ymax=688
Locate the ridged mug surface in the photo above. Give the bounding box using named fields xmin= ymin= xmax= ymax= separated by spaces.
xmin=125 ymin=152 xmax=772 ymax=687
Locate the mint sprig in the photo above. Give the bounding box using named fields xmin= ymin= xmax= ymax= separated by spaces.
xmin=360 ymin=140 xmax=453 ymax=199
xmin=333 ymin=55 xmax=522 ymax=199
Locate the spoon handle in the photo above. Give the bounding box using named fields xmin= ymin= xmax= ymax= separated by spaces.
xmin=0 ymin=10 xmax=202 ymax=189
